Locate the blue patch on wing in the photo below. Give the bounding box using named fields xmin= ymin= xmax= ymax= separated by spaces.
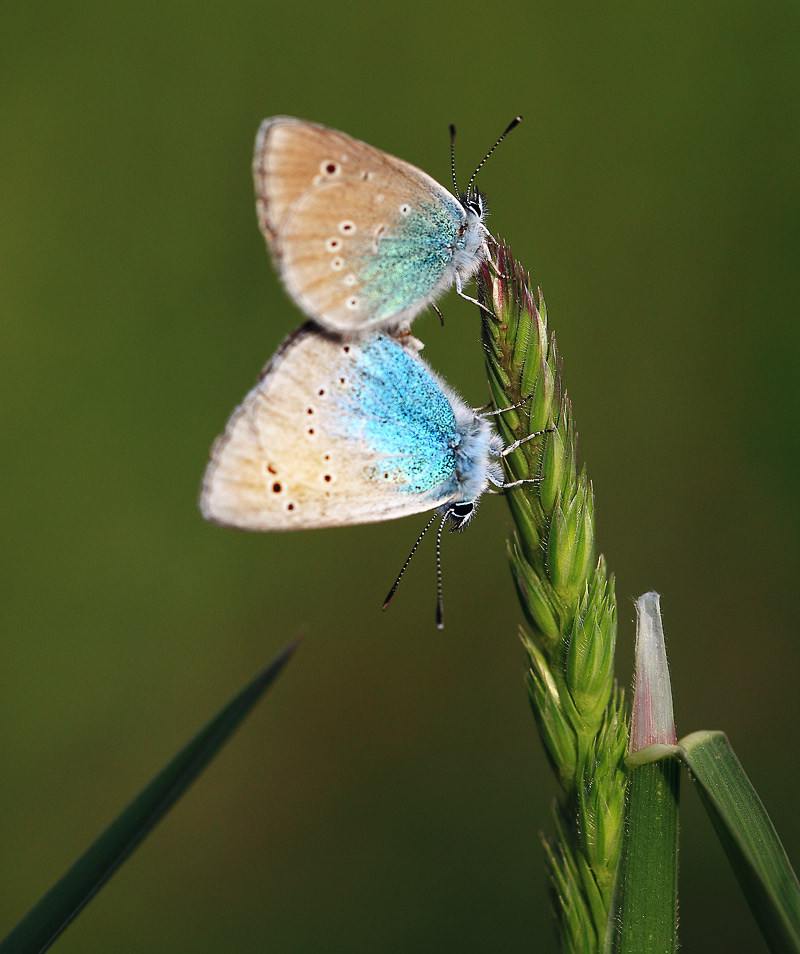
xmin=328 ymin=337 xmax=459 ymax=494
xmin=354 ymin=200 xmax=462 ymax=321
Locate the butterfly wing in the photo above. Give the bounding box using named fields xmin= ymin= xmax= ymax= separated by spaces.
xmin=200 ymin=325 xmax=465 ymax=531
xmin=253 ymin=117 xmax=469 ymax=334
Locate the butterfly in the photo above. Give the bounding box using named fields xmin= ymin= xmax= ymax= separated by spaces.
xmin=252 ymin=116 xmax=520 ymax=336
xmin=200 ymin=324 xmax=541 ymax=626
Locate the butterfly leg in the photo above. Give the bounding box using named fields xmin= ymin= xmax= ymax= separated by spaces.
xmin=500 ymin=428 xmax=553 ymax=457
xmin=480 ymin=392 xmax=537 ymax=417
xmin=484 ymin=241 xmax=510 ymax=279
xmin=431 ymin=302 xmax=445 ymax=327
xmin=496 ymin=429 xmax=553 ymax=491
xmin=501 ymin=476 xmax=544 ymax=489
xmin=393 ymin=328 xmax=425 ymax=354
xmin=455 ymin=273 xmax=496 ymax=318
xmin=489 ymin=261 xmax=509 ymax=280
xmin=487 ymin=472 xmax=543 ymax=491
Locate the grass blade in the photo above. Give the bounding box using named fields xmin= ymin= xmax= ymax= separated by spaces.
xmin=606 ymin=593 xmax=679 ymax=954
xmin=680 ymin=730 xmax=800 ymax=954
xmin=607 ymin=759 xmax=680 ymax=954
xmin=0 ymin=637 xmax=299 ymax=954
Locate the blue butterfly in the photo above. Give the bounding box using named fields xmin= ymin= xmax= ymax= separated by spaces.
xmin=252 ymin=116 xmax=520 ymax=336
xmin=200 ymin=325 xmax=541 ymax=626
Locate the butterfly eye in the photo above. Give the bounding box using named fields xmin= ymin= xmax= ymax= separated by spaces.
xmin=448 ymin=502 xmax=476 ymax=531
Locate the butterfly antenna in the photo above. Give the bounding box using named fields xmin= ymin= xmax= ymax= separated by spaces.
xmin=434 ymin=509 xmax=449 ymax=630
xmin=382 ymin=511 xmax=439 ymax=612
xmin=465 ymin=115 xmax=522 ymax=199
xmin=449 ymin=123 xmax=459 ymax=196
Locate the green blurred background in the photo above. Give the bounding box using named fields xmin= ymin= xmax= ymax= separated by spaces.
xmin=3 ymin=2 xmax=799 ymax=951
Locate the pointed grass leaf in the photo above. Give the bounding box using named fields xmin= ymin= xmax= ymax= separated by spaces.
xmin=680 ymin=730 xmax=800 ymax=954
xmin=0 ymin=638 xmax=299 ymax=954
xmin=606 ymin=759 xmax=680 ymax=954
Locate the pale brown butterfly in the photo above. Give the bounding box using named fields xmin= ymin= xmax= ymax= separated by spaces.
xmin=252 ymin=116 xmax=520 ymax=336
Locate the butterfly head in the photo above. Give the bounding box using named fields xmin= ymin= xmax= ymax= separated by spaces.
xmin=460 ymin=189 xmax=487 ymax=222
xmin=446 ymin=500 xmax=477 ymax=532
xmin=452 ymin=189 xmax=490 ymax=274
